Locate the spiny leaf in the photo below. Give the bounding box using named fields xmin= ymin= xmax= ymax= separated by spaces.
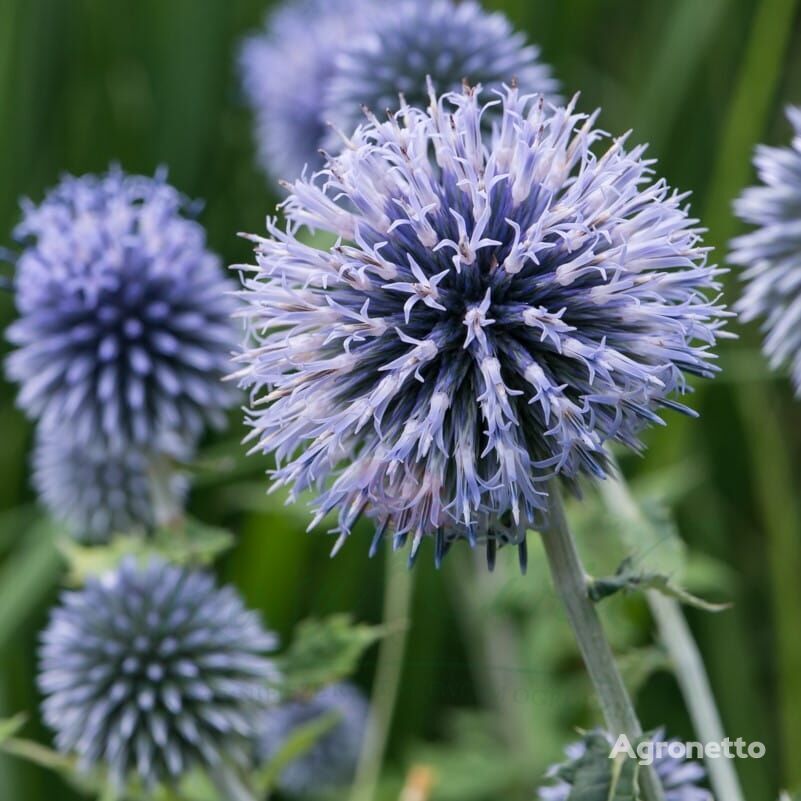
xmin=277 ymin=614 xmax=389 ymax=696
xmin=588 ymin=557 xmax=730 ymax=613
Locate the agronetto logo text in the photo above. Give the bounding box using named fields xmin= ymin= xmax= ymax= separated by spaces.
xmin=609 ymin=735 xmax=766 ymax=766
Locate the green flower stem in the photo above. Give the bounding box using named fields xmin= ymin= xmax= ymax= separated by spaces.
xmin=349 ymin=551 xmax=414 ymax=801
xmin=210 ymin=765 xmax=260 ymax=801
xmin=600 ymin=467 xmax=745 ymax=801
xmin=540 ymin=484 xmax=665 ymax=801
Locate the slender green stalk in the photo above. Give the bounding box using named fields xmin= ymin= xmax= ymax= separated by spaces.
xmin=700 ymin=0 xmax=801 ymax=782
xmin=210 ymin=765 xmax=260 ymax=801
xmin=540 ymin=485 xmax=665 ymax=801
xmin=600 ymin=469 xmax=745 ymax=801
xmin=349 ymin=552 xmax=414 ymax=801
xmin=735 ymin=382 xmax=801 ymax=784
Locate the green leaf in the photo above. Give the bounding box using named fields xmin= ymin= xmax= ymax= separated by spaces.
xmin=277 ymin=614 xmax=388 ymax=696
xmin=60 ymin=517 xmax=234 ymax=585
xmin=253 ymin=711 xmax=340 ymax=794
xmin=0 ymin=714 xmax=26 ymax=744
xmin=0 ymin=732 xmax=212 ymax=801
xmin=588 ymin=558 xmax=730 ymax=613
xmin=0 ymin=736 xmax=79 ymax=775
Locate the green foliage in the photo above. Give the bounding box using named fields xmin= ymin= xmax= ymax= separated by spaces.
xmin=411 ymin=710 xmax=537 ymax=801
xmin=59 ymin=517 xmax=235 ymax=585
xmin=0 ymin=517 xmax=63 ymax=652
xmin=0 ymin=713 xmax=26 ymax=744
xmin=588 ymin=556 xmax=730 ymax=613
xmin=252 ymin=712 xmax=340 ymax=795
xmin=276 ymin=614 xmax=388 ymax=696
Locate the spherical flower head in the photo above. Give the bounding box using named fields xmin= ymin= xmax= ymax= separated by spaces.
xmin=730 ymin=107 xmax=801 ymax=392
xmin=6 ymin=168 xmax=238 ymax=452
xmin=538 ymin=730 xmax=712 ymax=801
xmin=322 ymin=0 xmax=559 ymax=152
xmin=33 ymin=431 xmax=187 ymax=544
xmin=235 ymin=87 xmax=726 ymax=569
xmin=39 ymin=557 xmax=279 ymax=787
xmin=255 ymin=683 xmax=368 ymax=797
xmin=238 ymin=0 xmax=371 ymax=183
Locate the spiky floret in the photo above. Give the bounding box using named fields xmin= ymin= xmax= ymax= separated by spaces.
xmin=39 ymin=558 xmax=278 ymax=787
xmin=238 ymin=0 xmax=371 ymax=183
xmin=730 ymin=107 xmax=801 ymax=392
xmin=322 ymin=0 xmax=559 ymax=151
xmin=255 ymin=683 xmax=368 ymax=796
xmin=6 ymin=168 xmax=237 ymax=452
xmin=538 ymin=730 xmax=711 ymax=801
xmin=32 ymin=432 xmax=187 ymax=544
xmin=235 ymin=86 xmax=727 ymax=569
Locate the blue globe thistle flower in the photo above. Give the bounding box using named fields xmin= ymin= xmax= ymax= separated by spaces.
xmin=322 ymin=0 xmax=559 ymax=152
xmin=538 ymin=730 xmax=712 ymax=801
xmin=238 ymin=0 xmax=371 ymax=183
xmin=32 ymin=432 xmax=187 ymax=544
xmin=255 ymin=683 xmax=368 ymax=797
xmin=235 ymin=86 xmax=727 ymax=569
xmin=6 ymin=168 xmax=238 ymax=452
xmin=730 ymin=107 xmax=801 ymax=391
xmin=39 ymin=557 xmax=279 ymax=787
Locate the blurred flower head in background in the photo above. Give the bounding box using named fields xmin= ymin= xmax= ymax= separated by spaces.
xmin=39 ymin=557 xmax=279 ymax=787
xmin=322 ymin=0 xmax=559 ymax=152
xmin=235 ymin=86 xmax=727 ymax=569
xmin=5 ymin=167 xmax=238 ymax=454
xmin=32 ymin=432 xmax=187 ymax=543
xmin=254 ymin=682 xmax=368 ymax=797
xmin=730 ymin=107 xmax=801 ymax=392
xmin=239 ymin=0 xmax=371 ymax=183
xmin=239 ymin=0 xmax=557 ymax=183
xmin=538 ymin=729 xmax=712 ymax=801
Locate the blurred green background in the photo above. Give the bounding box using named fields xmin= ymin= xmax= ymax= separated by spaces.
xmin=0 ymin=0 xmax=800 ymax=799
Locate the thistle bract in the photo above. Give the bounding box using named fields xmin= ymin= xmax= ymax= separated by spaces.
xmin=323 ymin=0 xmax=559 ymax=151
xmin=538 ymin=730 xmax=711 ymax=801
xmin=730 ymin=107 xmax=801 ymax=391
xmin=6 ymin=168 xmax=237 ymax=452
xmin=255 ymin=683 xmax=368 ymax=796
xmin=235 ymin=87 xmax=726 ymax=568
xmin=239 ymin=0 xmax=370 ymax=183
xmin=32 ymin=432 xmax=187 ymax=544
xmin=39 ymin=558 xmax=278 ymax=786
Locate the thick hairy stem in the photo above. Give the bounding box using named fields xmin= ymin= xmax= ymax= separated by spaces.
xmin=540 ymin=485 xmax=665 ymax=801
